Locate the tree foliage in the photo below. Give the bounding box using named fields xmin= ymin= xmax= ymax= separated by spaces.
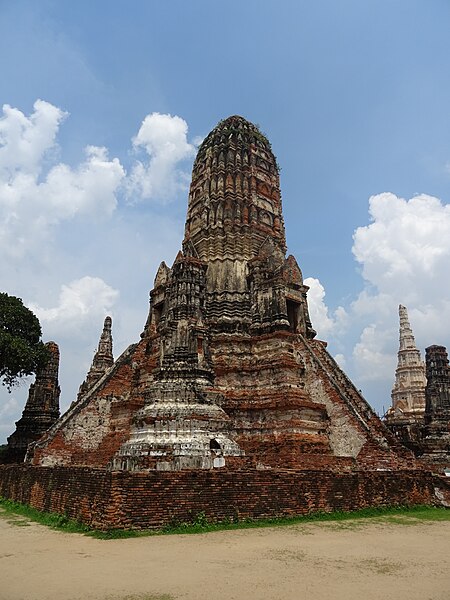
xmin=0 ymin=293 xmax=49 ymax=390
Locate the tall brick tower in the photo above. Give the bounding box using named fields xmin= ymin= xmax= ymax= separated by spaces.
xmin=425 ymin=345 xmax=450 ymax=419
xmin=112 ymin=117 xmax=318 ymax=469
xmin=390 ymin=305 xmax=426 ymax=415
xmin=7 ymin=342 xmax=60 ymax=462
xmin=422 ymin=345 xmax=450 ymax=462
xmin=384 ymin=305 xmax=426 ymax=451
xmin=30 ymin=116 xmax=407 ymax=471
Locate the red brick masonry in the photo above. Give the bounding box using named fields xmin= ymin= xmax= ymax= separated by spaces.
xmin=0 ymin=466 xmax=446 ymax=530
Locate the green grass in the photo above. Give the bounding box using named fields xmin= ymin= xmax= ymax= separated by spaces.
xmin=103 ymin=595 xmax=174 ymax=600
xmin=0 ymin=498 xmax=92 ymax=534
xmin=0 ymin=497 xmax=448 ymax=540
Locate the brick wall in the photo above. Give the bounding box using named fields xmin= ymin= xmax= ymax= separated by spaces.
xmin=0 ymin=465 xmax=441 ymax=530
xmin=0 ymin=466 xmax=111 ymax=529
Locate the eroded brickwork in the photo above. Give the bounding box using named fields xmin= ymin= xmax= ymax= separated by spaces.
xmin=422 ymin=345 xmax=450 ymax=463
xmin=0 ymin=464 xmax=443 ymax=530
xmin=384 ymin=307 xmax=450 ymax=467
xmin=6 ymin=342 xmax=60 ymax=463
xmin=29 ymin=116 xmax=413 ymax=472
xmin=31 ymin=343 xmax=143 ymax=467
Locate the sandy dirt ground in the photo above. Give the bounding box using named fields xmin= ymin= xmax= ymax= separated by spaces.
xmin=1 ymin=510 xmax=449 ymax=600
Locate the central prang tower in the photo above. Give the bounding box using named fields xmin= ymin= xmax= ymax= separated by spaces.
xmin=112 ymin=116 xmax=319 ymax=469
xmin=31 ymin=116 xmax=407 ymax=472
xmin=183 ymin=115 xmax=315 ymax=337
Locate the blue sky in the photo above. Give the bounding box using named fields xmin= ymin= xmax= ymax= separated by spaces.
xmin=1 ymin=0 xmax=450 ymax=442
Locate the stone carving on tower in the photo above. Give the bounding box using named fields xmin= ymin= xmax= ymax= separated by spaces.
xmin=29 ymin=116 xmax=409 ymax=472
xmin=6 ymin=342 xmax=61 ymax=462
xmin=182 ymin=116 xmax=315 ymax=338
xmin=112 ymin=248 xmax=243 ymax=470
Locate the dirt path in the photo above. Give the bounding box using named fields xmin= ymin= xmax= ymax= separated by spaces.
xmin=1 ymin=511 xmax=449 ymax=600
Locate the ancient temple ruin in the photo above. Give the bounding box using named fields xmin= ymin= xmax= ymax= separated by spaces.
xmin=385 ymin=306 xmax=450 ymax=465
xmin=2 ymin=115 xmax=450 ymax=530
xmin=384 ymin=305 xmax=426 ymax=452
xmin=6 ymin=342 xmax=60 ymax=462
xmin=30 ymin=116 xmax=412 ymax=472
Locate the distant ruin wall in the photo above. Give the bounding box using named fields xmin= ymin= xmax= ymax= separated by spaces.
xmin=0 ymin=465 xmax=442 ymax=530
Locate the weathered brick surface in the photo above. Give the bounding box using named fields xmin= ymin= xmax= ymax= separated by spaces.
xmin=25 ymin=116 xmax=419 ymax=473
xmin=30 ymin=343 xmax=146 ymax=468
xmin=433 ymin=475 xmax=450 ymax=506
xmin=0 ymin=465 xmax=441 ymax=530
xmin=384 ymin=312 xmax=450 ymax=466
xmin=0 ymin=465 xmax=111 ymax=528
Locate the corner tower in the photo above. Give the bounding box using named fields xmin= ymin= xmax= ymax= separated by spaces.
xmin=77 ymin=316 xmax=114 ymax=401
xmin=422 ymin=345 xmax=450 ymax=463
xmin=390 ymin=305 xmax=426 ymax=416
xmin=384 ymin=305 xmax=426 ymax=452
xmin=7 ymin=342 xmax=61 ymax=462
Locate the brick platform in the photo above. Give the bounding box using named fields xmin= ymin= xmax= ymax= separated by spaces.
xmin=0 ymin=465 xmax=443 ymax=530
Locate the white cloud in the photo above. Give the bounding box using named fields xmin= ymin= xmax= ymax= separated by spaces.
xmin=0 ymin=103 xmax=197 ymax=266
xmin=0 ymin=101 xmax=125 ymax=261
xmin=352 ymin=324 xmax=397 ymax=383
xmin=348 ymin=192 xmax=450 ymax=391
xmin=42 ymin=145 xmax=124 ymax=219
xmin=0 ymin=99 xmax=66 ymax=178
xmin=353 ymin=192 xmax=450 ymax=300
xmin=351 ymin=290 xmax=396 ymax=319
xmin=30 ymin=276 xmax=119 ymax=340
xmin=305 ymin=277 xmax=348 ymax=338
xmin=127 ymin=112 xmax=197 ymax=202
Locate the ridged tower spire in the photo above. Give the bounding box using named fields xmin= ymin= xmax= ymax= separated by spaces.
xmin=390 ymin=305 xmax=426 ymax=416
xmin=185 ymin=115 xmax=286 ymax=258
xmin=182 ymin=115 xmax=314 ymax=336
xmin=77 ymin=316 xmax=114 ymax=400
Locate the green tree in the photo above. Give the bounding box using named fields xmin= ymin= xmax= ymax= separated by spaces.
xmin=0 ymin=293 xmax=49 ymax=391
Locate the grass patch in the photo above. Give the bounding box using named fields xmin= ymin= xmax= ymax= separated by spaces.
xmin=104 ymin=595 xmax=174 ymax=600
xmin=0 ymin=497 xmax=448 ymax=539
xmin=0 ymin=498 xmax=91 ymax=534
xmin=6 ymin=518 xmax=30 ymax=527
xmin=155 ymin=505 xmax=450 ymax=537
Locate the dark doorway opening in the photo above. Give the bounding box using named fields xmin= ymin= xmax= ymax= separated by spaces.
xmin=286 ymin=299 xmax=300 ymax=333
xmin=153 ymin=302 xmax=163 ymax=327
xmin=210 ymin=439 xmax=221 ymax=450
